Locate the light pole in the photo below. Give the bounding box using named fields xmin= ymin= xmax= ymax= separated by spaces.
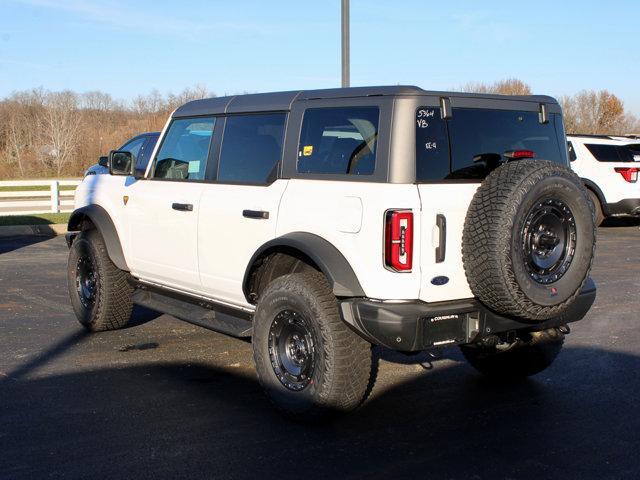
xmin=341 ymin=0 xmax=350 ymax=87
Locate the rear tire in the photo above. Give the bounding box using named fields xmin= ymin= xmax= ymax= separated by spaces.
xmin=252 ymin=271 xmax=373 ymax=421
xmin=460 ymin=328 xmax=564 ymax=379
xmin=67 ymin=229 xmax=133 ymax=332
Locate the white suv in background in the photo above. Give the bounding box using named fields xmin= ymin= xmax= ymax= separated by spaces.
xmin=568 ymin=134 xmax=640 ymax=225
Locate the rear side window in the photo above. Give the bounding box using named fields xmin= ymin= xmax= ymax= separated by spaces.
xmin=297 ymin=106 xmax=379 ymax=175
xmin=218 ymin=113 xmax=286 ymax=184
xmin=152 ymin=118 xmax=215 ymax=181
xmin=447 ymin=109 xmax=567 ymax=179
xmin=585 ymin=143 xmax=640 ymax=162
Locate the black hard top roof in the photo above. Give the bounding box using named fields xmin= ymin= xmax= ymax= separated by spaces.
xmin=173 ymin=85 xmax=558 ymax=118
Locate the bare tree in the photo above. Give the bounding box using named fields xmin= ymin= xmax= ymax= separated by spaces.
xmin=5 ymin=105 xmax=28 ymax=176
xmin=38 ymin=91 xmax=81 ymax=176
xmin=459 ymin=78 xmax=532 ymax=95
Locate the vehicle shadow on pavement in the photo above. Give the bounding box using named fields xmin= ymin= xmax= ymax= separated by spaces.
xmin=1 ymin=346 xmax=638 ymax=480
xmin=0 ymin=235 xmax=54 ymax=255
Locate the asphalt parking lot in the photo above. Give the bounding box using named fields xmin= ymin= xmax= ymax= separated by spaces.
xmin=1 ymin=223 xmax=639 ymax=480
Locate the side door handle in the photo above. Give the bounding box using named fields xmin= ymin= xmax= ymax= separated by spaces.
xmin=172 ymin=202 xmax=193 ymax=212
xmin=435 ymin=214 xmax=446 ymax=263
xmin=242 ymin=209 xmax=269 ymax=219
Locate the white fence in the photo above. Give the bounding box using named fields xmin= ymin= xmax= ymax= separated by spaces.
xmin=0 ymin=179 xmax=81 ymax=215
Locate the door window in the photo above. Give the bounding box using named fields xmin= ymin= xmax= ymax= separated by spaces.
xmin=152 ymin=118 xmax=215 ymax=180
xmin=217 ymin=113 xmax=286 ymax=184
xmin=297 ymin=107 xmax=379 ymax=175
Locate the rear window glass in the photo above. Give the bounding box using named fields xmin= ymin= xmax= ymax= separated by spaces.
xmin=586 ymin=143 xmax=640 ymax=162
xmin=297 ymin=106 xmax=379 ymax=175
xmin=447 ymin=109 xmax=567 ymax=180
xmin=415 ymin=107 xmax=450 ymax=181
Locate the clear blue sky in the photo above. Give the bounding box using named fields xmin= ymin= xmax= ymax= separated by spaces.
xmin=1 ymin=0 xmax=639 ymax=114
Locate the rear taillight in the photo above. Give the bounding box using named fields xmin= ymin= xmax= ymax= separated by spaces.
xmin=614 ymin=167 xmax=639 ymax=183
xmin=384 ymin=210 xmax=413 ymax=272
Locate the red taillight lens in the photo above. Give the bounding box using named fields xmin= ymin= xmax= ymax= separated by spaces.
xmin=504 ymin=149 xmax=536 ymax=159
xmin=385 ymin=210 xmax=413 ymax=272
xmin=614 ymin=167 xmax=639 ymax=183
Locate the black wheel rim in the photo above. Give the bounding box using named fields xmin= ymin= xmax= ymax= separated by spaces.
xmin=521 ymin=198 xmax=576 ymax=284
xmin=268 ymin=309 xmax=317 ymax=391
xmin=76 ymin=254 xmax=97 ymax=309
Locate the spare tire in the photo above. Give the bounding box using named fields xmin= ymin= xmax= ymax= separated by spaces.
xmin=462 ymin=160 xmax=595 ymax=320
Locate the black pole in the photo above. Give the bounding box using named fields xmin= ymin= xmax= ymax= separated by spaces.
xmin=341 ymin=0 xmax=350 ymax=87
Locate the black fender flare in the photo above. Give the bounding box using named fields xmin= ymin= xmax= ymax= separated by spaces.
xmin=67 ymin=204 xmax=129 ymax=271
xmin=581 ymin=178 xmax=609 ymax=216
xmin=243 ymin=232 xmax=365 ymax=301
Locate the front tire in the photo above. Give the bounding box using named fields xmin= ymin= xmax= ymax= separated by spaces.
xmin=67 ymin=229 xmax=133 ymax=332
xmin=460 ymin=328 xmax=564 ymax=379
xmin=252 ymin=271 xmax=373 ymax=421
xmin=587 ymin=189 xmax=605 ymax=226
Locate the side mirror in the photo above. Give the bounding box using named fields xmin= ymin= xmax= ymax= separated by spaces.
xmin=98 ymin=156 xmax=108 ymax=167
xmin=108 ymin=150 xmax=134 ymax=176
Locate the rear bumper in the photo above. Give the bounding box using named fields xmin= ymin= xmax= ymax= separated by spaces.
xmin=606 ymin=198 xmax=640 ymax=217
xmin=339 ymin=278 xmax=596 ymax=351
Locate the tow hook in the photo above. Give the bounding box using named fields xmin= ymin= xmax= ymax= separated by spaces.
xmin=420 ymin=349 xmax=443 ymax=370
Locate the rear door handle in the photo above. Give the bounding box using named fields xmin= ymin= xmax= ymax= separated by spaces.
xmin=243 ymin=209 xmax=269 ymax=219
xmin=172 ymin=203 xmax=193 ymax=212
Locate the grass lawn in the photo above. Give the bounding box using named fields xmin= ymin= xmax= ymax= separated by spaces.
xmin=0 ymin=185 xmax=77 ymax=192
xmin=0 ymin=212 xmax=71 ymax=226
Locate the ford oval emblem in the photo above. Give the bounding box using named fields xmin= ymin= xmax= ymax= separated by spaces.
xmin=431 ymin=276 xmax=449 ymax=286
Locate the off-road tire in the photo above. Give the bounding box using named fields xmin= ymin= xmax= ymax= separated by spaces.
xmin=252 ymin=271 xmax=373 ymax=421
xmin=587 ymin=189 xmax=605 ymax=226
xmin=67 ymin=229 xmax=133 ymax=332
xmin=460 ymin=328 xmax=564 ymax=379
xmin=462 ymin=160 xmax=596 ymax=321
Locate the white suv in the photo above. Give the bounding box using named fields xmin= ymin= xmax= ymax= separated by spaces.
xmin=567 ymin=134 xmax=640 ymax=225
xmin=66 ymin=87 xmax=597 ymax=420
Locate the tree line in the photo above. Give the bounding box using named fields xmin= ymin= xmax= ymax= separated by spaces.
xmin=0 ymin=80 xmax=638 ymax=179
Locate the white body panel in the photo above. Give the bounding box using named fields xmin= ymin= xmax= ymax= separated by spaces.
xmin=197 ymin=180 xmax=289 ymax=308
xmin=124 ymin=180 xmax=204 ymax=292
xmin=417 ymin=184 xmax=478 ymax=302
xmin=75 ymin=174 xmax=478 ymax=304
xmin=568 ymin=136 xmax=640 ymax=205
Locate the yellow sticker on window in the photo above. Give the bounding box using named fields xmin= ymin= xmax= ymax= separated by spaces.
xmin=302 ymin=145 xmax=313 ymax=156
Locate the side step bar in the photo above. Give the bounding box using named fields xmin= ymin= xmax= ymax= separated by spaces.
xmin=131 ymin=288 xmax=253 ymax=338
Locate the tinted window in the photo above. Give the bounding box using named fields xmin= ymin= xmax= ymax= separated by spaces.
xmin=567 ymin=141 xmax=577 ymax=162
xmin=120 ymin=137 xmax=146 ymax=166
xmin=415 ymin=107 xmax=450 ymax=181
xmin=297 ymin=107 xmax=379 ymax=175
xmin=153 ymin=118 xmax=215 ymax=180
xmin=447 ymin=109 xmax=567 ymax=179
xmin=586 ymin=143 xmax=640 ymax=162
xmin=217 ymin=113 xmax=286 ymax=184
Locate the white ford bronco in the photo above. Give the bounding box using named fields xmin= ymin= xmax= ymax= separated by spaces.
xmin=67 ymin=86 xmax=597 ymax=419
